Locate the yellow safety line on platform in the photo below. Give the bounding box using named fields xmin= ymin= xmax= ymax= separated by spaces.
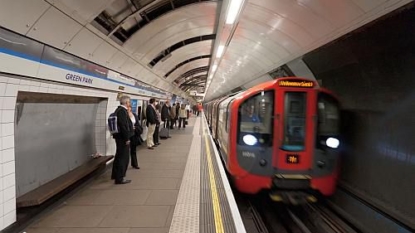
xmin=203 ymin=120 xmax=225 ymax=233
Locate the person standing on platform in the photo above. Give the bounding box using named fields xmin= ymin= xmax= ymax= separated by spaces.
xmin=153 ymin=104 xmax=162 ymax=145
xmin=146 ymin=98 xmax=157 ymax=150
xmin=170 ymin=103 xmax=177 ymax=129
xmin=178 ymin=104 xmax=187 ymax=130
xmin=161 ymin=101 xmax=171 ymax=133
xmin=128 ymin=105 xmax=141 ymax=169
xmin=111 ymin=95 xmax=133 ymax=184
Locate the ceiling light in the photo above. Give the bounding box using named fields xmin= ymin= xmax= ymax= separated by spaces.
xmin=212 ymin=64 xmax=217 ymax=72
xmin=226 ymin=0 xmax=243 ymax=24
xmin=216 ymin=45 xmax=225 ymax=58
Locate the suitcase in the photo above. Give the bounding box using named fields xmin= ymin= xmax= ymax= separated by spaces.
xmin=159 ymin=127 xmax=169 ymax=139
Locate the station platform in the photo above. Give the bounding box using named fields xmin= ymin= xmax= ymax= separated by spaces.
xmin=23 ymin=115 xmax=245 ymax=233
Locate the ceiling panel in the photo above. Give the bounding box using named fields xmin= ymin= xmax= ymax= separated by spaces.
xmin=248 ymin=1 xmax=333 ymax=39
xmin=0 ymin=0 xmax=49 ymax=35
xmin=123 ymin=2 xmax=217 ymax=51
xmin=26 ymin=6 xmax=82 ymax=49
xmin=64 ymin=27 xmax=104 ymax=60
xmin=168 ymin=59 xmax=210 ymax=82
xmin=242 ymin=3 xmax=315 ymax=46
xmin=154 ymin=40 xmax=212 ymax=74
xmin=297 ymin=0 xmax=364 ymax=28
xmin=90 ymin=41 xmax=119 ymax=66
xmin=47 ymin=0 xmax=115 ymax=24
xmin=136 ymin=26 xmax=214 ymax=63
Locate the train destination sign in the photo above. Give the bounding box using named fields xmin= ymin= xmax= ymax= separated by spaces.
xmin=278 ymin=80 xmax=314 ymax=88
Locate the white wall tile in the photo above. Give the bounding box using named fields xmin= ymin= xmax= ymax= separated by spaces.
xmin=2 ymin=161 xmax=15 ymax=176
xmin=1 ymin=98 xmax=16 ymax=110
xmin=0 ymin=203 xmax=3 ymax=217
xmin=7 ymin=78 xmax=20 ymax=85
xmin=3 ymin=209 xmax=15 ymax=227
xmin=2 ymin=148 xmax=13 ymax=163
xmin=29 ymin=86 xmax=40 ymax=92
xmin=3 ymin=174 xmax=15 ymax=189
xmin=39 ymin=87 xmax=49 ymax=93
xmin=1 ymin=123 xmax=14 ymax=137
xmin=0 ymin=215 xmax=3 ymax=231
xmin=2 ymin=136 xmax=14 ymax=150
xmin=0 ymin=83 xmax=6 ymax=96
xmin=4 ymin=84 xmax=18 ymax=96
xmin=19 ymin=85 xmax=30 ymax=92
xmin=3 ymin=198 xmax=15 ymax=215
xmin=1 ymin=110 xmax=14 ymax=123
xmin=20 ymin=80 xmax=31 ymax=86
xmin=3 ymin=186 xmax=15 ymax=202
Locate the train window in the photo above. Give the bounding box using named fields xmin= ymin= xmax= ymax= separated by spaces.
xmin=226 ymin=100 xmax=233 ymax=132
xmin=317 ymin=92 xmax=340 ymax=136
xmin=282 ymin=92 xmax=306 ymax=151
xmin=238 ymin=91 xmax=274 ymax=147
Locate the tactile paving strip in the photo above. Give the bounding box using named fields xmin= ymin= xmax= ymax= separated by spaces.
xmin=200 ymin=122 xmax=237 ymax=233
xmin=169 ymin=117 xmax=201 ymax=233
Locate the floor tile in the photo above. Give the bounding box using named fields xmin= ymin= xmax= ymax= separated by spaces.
xmin=145 ymin=190 xmax=178 ymax=205
xmin=99 ymin=206 xmax=170 ymax=227
xmin=31 ymin=206 xmax=112 ymax=227
xmin=67 ymin=190 xmax=151 ymax=206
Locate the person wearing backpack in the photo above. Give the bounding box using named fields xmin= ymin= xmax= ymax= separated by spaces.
xmin=110 ymin=95 xmax=134 ymax=185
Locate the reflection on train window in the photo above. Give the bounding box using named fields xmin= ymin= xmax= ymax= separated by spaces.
xmin=238 ymin=91 xmax=274 ymax=147
xmin=317 ymin=93 xmax=340 ymax=136
xmin=282 ymin=92 xmax=306 ymax=151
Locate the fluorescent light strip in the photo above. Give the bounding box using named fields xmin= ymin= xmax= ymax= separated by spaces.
xmin=226 ymin=0 xmax=243 ymax=24
xmin=216 ymin=45 xmax=225 ymax=58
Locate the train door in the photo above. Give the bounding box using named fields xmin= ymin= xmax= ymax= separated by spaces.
xmin=273 ymin=87 xmax=317 ymax=173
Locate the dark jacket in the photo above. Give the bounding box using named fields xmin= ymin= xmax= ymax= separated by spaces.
xmin=113 ymin=106 xmax=133 ymax=142
xmin=146 ymin=104 xmax=157 ymax=126
xmin=161 ymin=104 xmax=170 ymax=121
xmin=131 ymin=113 xmax=143 ymax=145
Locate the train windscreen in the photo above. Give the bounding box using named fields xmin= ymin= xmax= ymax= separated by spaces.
xmin=282 ymin=92 xmax=306 ymax=151
xmin=317 ymin=93 xmax=340 ymax=136
xmin=238 ymin=91 xmax=274 ymax=147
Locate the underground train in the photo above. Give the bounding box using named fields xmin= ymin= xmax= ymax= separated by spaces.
xmin=204 ymin=77 xmax=341 ymax=203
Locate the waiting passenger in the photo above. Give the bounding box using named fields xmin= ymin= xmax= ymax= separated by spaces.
xmin=161 ymin=101 xmax=171 ymax=130
xmin=153 ymin=104 xmax=161 ymax=146
xmin=178 ymin=104 xmax=187 ymax=129
xmin=145 ymin=98 xmax=157 ymax=150
xmin=170 ymin=103 xmax=177 ymax=129
xmin=111 ymin=95 xmax=133 ymax=185
xmin=127 ymin=105 xmax=142 ymax=169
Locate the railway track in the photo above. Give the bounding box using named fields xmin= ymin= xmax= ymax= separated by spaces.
xmin=235 ymin=192 xmax=361 ymax=233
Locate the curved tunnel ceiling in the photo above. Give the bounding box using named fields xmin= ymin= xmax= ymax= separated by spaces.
xmin=1 ymin=0 xmax=409 ymax=99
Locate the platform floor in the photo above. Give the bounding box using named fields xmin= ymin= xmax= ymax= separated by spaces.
xmin=22 ymin=115 xmax=243 ymax=233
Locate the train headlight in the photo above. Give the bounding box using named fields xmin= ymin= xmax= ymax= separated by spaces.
xmin=243 ymin=134 xmax=257 ymax=146
xmin=326 ymin=137 xmax=339 ymax=149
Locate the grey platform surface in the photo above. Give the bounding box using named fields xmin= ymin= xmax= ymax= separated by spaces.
xmin=24 ymin=115 xmax=240 ymax=233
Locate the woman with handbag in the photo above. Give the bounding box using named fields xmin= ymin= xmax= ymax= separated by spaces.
xmin=128 ymin=106 xmax=142 ymax=169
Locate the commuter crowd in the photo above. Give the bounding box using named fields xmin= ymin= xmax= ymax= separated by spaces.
xmin=109 ymin=95 xmax=202 ymax=185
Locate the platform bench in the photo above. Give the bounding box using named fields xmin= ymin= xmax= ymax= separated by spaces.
xmin=16 ymin=156 xmax=114 ymax=208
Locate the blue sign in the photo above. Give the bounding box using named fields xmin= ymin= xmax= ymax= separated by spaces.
xmin=131 ymin=99 xmax=138 ymax=114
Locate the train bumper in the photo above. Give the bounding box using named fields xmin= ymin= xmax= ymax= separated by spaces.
xmin=233 ymin=174 xmax=272 ymax=194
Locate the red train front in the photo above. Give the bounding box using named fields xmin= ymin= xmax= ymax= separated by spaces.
xmin=205 ymin=77 xmax=341 ymax=203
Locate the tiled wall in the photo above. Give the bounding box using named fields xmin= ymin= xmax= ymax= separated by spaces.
xmin=95 ymin=100 xmax=108 ymax=156
xmin=0 ymin=74 xmax=139 ymax=230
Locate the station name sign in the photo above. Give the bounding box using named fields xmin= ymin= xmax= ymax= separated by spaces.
xmin=278 ymin=80 xmax=314 ymax=88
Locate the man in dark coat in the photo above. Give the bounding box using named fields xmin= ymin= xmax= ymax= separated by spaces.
xmin=111 ymin=95 xmax=133 ymax=184
xmin=161 ymin=101 xmax=172 ymax=132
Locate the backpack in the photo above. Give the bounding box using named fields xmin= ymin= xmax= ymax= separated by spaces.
xmin=108 ymin=109 xmax=120 ymax=135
